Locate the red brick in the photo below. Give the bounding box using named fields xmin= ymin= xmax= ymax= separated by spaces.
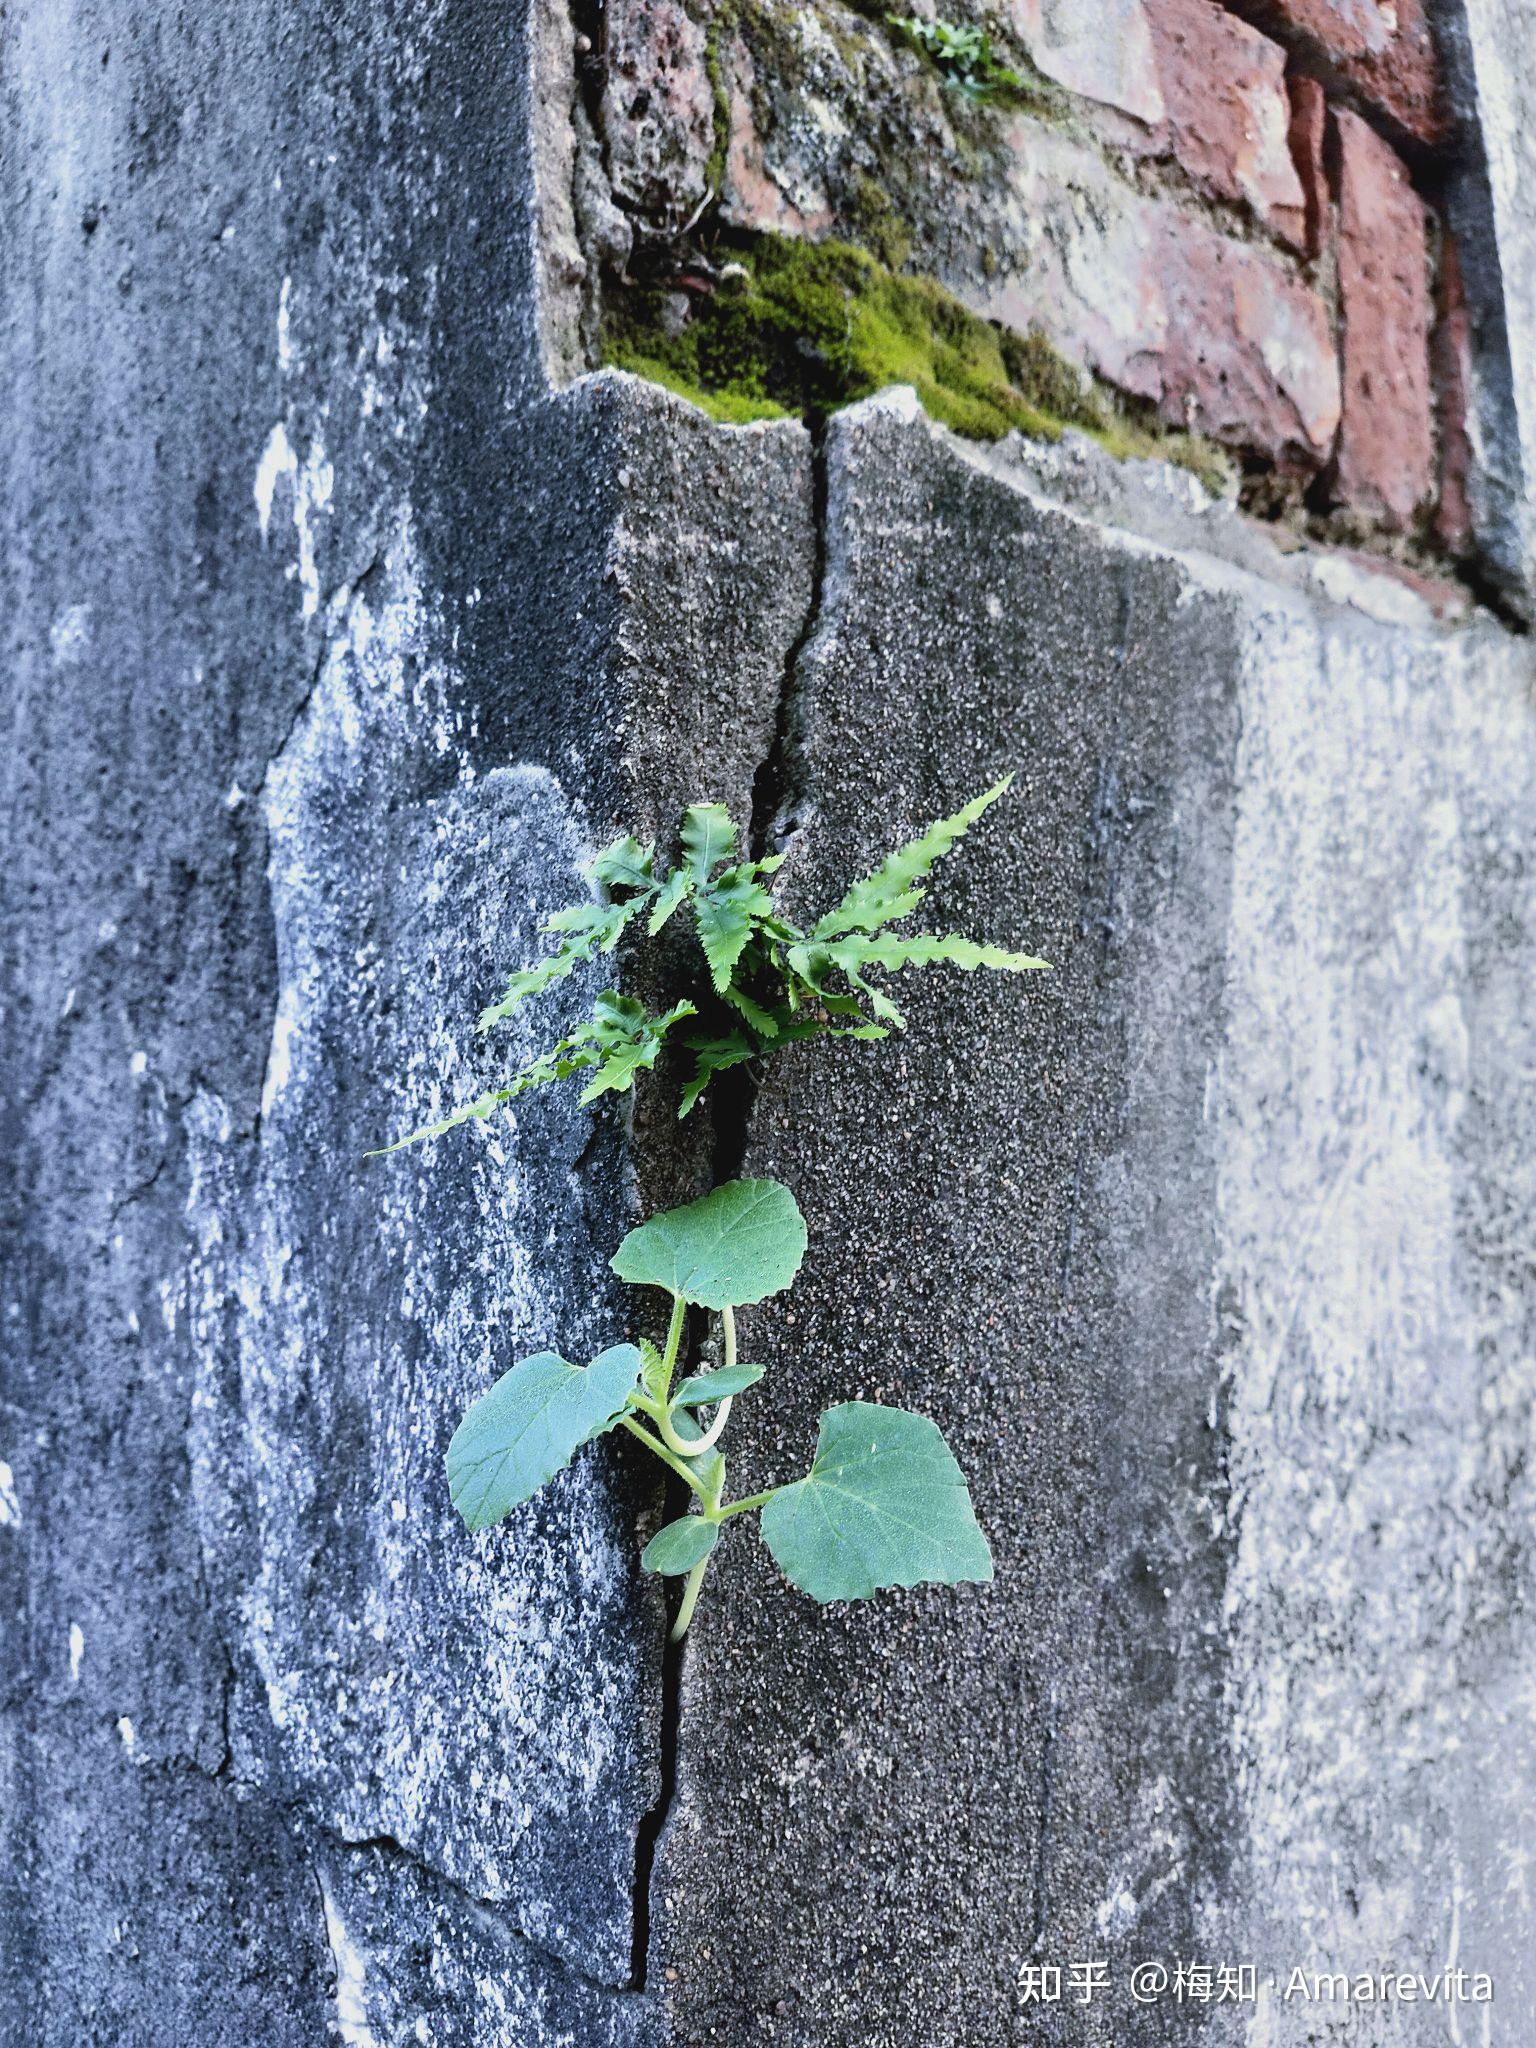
xmin=1155 ymin=217 xmax=1340 ymax=460
xmin=720 ymin=34 xmax=835 ymax=239
xmin=1331 ymin=110 xmax=1434 ymax=530
xmin=601 ymin=0 xmax=715 ymax=219
xmin=1432 ymin=232 xmax=1475 ymax=557
xmin=1144 ymin=0 xmax=1307 ymax=248
xmin=1286 ymin=75 xmax=1328 ymax=259
xmin=1006 ymin=0 xmax=1166 ymax=125
xmin=981 ymin=129 xmax=1340 ymax=465
xmin=1248 ymin=0 xmax=1445 ymax=145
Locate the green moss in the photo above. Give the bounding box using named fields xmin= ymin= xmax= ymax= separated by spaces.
xmin=606 ymin=348 xmax=792 ymax=426
xmin=702 ymin=2 xmax=738 ymax=199
xmin=600 ymin=231 xmax=1232 ymax=492
xmin=847 ymin=176 xmax=915 ymax=273
xmin=603 ymin=236 xmax=1057 ymax=442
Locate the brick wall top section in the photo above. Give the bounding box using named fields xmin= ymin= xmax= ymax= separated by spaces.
xmin=591 ymin=0 xmax=1466 ymax=564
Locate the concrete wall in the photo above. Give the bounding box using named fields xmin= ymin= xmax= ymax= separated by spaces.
xmin=3 ymin=3 xmax=1535 ymax=2046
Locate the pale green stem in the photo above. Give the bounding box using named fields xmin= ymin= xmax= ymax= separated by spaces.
xmin=659 ymin=1293 xmax=687 ymax=1393
xmin=654 ymin=1301 xmax=735 ymax=1456
xmin=655 ymin=1404 xmax=718 ymax=1457
xmin=670 ymin=1555 xmax=711 ymax=1640
xmin=617 ymin=1413 xmax=712 ymax=1503
xmin=715 ymin=1487 xmax=780 ymax=1520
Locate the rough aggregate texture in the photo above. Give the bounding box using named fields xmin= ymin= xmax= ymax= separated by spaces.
xmin=651 ymin=393 xmax=1536 ymax=2046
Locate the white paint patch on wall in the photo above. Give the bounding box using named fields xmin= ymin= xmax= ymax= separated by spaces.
xmin=254 ymin=421 xmax=296 ymax=542
xmin=320 ymin=1884 xmax=381 ymax=2048
xmin=49 ymin=602 xmax=92 ymax=665
xmin=261 ymin=993 xmax=298 ymax=1120
xmin=0 ymin=1462 xmax=18 ymax=1527
xmin=68 ymin=1623 xmax=84 ymax=1682
xmin=277 ymin=275 xmax=296 ymax=374
xmin=292 ymin=436 xmax=334 ymax=617
xmin=253 ymin=421 xmax=332 ymax=614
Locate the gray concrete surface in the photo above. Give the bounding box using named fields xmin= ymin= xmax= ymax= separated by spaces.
xmin=654 ymin=392 xmax=1536 ymax=2047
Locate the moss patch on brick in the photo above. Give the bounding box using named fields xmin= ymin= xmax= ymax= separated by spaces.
xmin=601 ymin=232 xmax=1232 ymax=491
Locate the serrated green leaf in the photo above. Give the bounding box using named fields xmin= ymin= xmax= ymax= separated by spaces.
xmin=827 ymin=932 xmax=1050 ymax=976
xmin=585 ymin=835 xmax=656 ymax=892
xmin=576 ymin=997 xmax=697 ymax=1103
xmin=366 ymin=1084 xmax=520 ymax=1156
xmin=760 ymin=1401 xmax=993 ymax=1601
xmin=681 ymin=803 xmax=737 ymax=879
xmin=720 ymin=984 xmax=783 ymax=1038
xmin=370 ymin=1025 xmax=610 ymax=1153
xmin=610 ymin=1177 xmax=807 ymax=1309
xmin=446 ymin=1343 xmax=643 ymax=1531
xmin=477 ymin=901 xmax=632 ymax=1032
xmin=647 ymin=866 xmax=693 ymax=935
xmin=677 ymin=1030 xmax=757 ymax=1118
xmin=671 ymin=1362 xmax=766 ymax=1407
xmin=694 ymin=865 xmax=774 ymax=993
xmin=637 ymin=1337 xmax=667 ymax=1400
xmin=641 ymin=1515 xmax=719 ymax=1576
xmin=543 ymin=901 xmax=635 ymax=949
xmin=811 ymin=777 xmax=1014 ymax=941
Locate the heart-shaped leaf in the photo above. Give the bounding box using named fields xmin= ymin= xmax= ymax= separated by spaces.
xmin=610 ymin=1178 xmax=807 ymax=1309
xmin=446 ymin=1344 xmax=643 ymax=1531
xmin=760 ymin=1402 xmax=993 ymax=1602
xmin=671 ymin=1363 xmax=766 ymax=1408
xmin=641 ymin=1516 xmax=720 ymax=1576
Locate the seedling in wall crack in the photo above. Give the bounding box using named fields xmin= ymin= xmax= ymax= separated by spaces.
xmin=444 ymin=1177 xmax=994 ymax=1636
xmin=379 ymin=778 xmax=1048 ymax=1634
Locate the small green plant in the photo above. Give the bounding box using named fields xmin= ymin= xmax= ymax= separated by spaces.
xmin=886 ymin=14 xmax=1030 ymax=100
xmin=380 ymin=778 xmax=1047 ymax=1148
xmin=446 ymin=1177 xmax=994 ymax=1636
xmin=385 ymin=781 xmax=1047 ymax=1638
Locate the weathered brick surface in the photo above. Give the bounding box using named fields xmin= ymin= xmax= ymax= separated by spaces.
xmin=1007 ymin=0 xmax=1166 ymax=124
xmin=1332 ymin=109 xmax=1435 ymax=528
xmin=601 ymin=0 xmax=714 ymax=219
xmin=595 ymin=0 xmax=1467 ymax=552
xmin=1286 ymin=74 xmax=1329 ymax=259
xmin=1240 ymin=0 xmax=1445 ymax=144
xmin=1155 ymin=213 xmax=1340 ymax=454
xmin=1433 ymin=232 xmax=1475 ymax=556
xmin=721 ymin=29 xmax=835 ymax=239
xmin=979 ymin=125 xmax=1339 ymax=462
xmin=1144 ymin=0 xmax=1307 ymax=247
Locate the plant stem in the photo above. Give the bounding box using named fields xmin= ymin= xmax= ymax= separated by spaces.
xmin=671 ymin=1555 xmax=711 ymax=1640
xmin=653 ymin=1300 xmax=736 ymax=1456
xmin=716 ymin=1488 xmax=780 ymax=1519
xmin=618 ymin=1413 xmax=712 ymax=1502
xmin=659 ymin=1293 xmax=687 ymax=1394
